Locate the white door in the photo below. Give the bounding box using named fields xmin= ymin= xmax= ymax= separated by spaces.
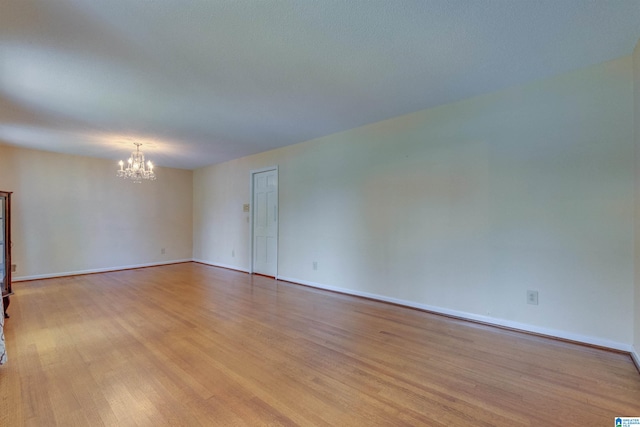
xmin=252 ymin=168 xmax=278 ymax=277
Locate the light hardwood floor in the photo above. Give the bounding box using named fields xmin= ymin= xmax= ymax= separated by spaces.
xmin=1 ymin=262 xmax=639 ymax=426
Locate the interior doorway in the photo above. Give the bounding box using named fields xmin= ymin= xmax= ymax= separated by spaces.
xmin=250 ymin=167 xmax=278 ymax=277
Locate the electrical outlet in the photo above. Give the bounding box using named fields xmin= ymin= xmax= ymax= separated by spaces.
xmin=161 ymin=248 xmax=166 ymax=255
xmin=232 ymin=249 xmax=235 ymax=257
xmin=11 ymin=264 xmax=16 ymax=273
xmin=527 ymin=290 xmax=539 ymax=305
xmin=312 ymin=261 xmax=318 ymax=271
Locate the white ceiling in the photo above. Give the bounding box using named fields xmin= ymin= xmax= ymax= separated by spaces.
xmin=2 ymin=0 xmax=640 ymax=170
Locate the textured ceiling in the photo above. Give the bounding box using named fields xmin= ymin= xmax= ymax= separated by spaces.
xmin=2 ymin=0 xmax=640 ymax=170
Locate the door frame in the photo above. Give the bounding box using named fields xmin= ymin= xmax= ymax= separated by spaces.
xmin=249 ymin=166 xmax=279 ymax=278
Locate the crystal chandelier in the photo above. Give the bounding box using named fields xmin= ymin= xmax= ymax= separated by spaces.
xmin=117 ymin=143 xmax=156 ymax=183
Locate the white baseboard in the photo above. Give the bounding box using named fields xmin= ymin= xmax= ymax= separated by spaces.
xmin=192 ymin=259 xmax=250 ymax=274
xmin=277 ymin=275 xmax=634 ymax=354
xmin=12 ymin=259 xmax=193 ymax=282
xmin=632 ymin=349 xmax=640 ymax=373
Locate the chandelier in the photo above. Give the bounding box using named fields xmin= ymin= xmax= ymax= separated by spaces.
xmin=117 ymin=143 xmax=156 ymax=183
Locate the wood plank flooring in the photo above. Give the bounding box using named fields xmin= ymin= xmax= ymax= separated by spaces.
xmin=1 ymin=262 xmax=639 ymax=426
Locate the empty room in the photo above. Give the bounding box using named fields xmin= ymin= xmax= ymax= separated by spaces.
xmin=1 ymin=0 xmax=640 ymax=425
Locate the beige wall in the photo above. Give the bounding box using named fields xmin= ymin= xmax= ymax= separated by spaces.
xmin=0 ymin=144 xmax=193 ymax=278
xmin=634 ymin=39 xmax=640 ymax=363
xmin=195 ymin=56 xmax=635 ymax=350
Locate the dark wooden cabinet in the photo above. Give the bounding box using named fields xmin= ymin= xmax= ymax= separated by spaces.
xmin=1 ymin=191 xmax=12 ymax=318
